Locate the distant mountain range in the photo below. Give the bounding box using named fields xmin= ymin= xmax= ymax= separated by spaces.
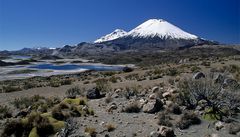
xmin=0 ymin=19 xmax=219 ymax=57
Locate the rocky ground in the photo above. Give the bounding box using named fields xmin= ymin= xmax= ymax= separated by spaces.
xmin=0 ymin=56 xmax=240 ymax=137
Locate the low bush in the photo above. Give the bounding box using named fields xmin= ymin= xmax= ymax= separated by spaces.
xmin=23 ymin=81 xmax=38 ymax=89
xmin=65 ymin=86 xmax=82 ymax=98
xmin=166 ymin=104 xmax=182 ymax=115
xmin=157 ymin=111 xmax=173 ymax=127
xmin=3 ymin=85 xmax=22 ymax=93
xmin=123 ymin=86 xmax=141 ymax=99
xmin=61 ymin=79 xmax=73 ymax=85
xmin=190 ymin=66 xmax=201 ymax=73
xmin=0 ymin=105 xmax=12 ymax=119
xmin=49 ymin=78 xmax=61 ymax=87
xmin=94 ymin=78 xmax=111 ymax=93
xmin=176 ymin=111 xmax=201 ymax=129
xmin=28 ymin=112 xmax=54 ymax=136
xmin=166 ymin=67 xmax=179 ymax=76
xmin=228 ymin=122 xmax=240 ymax=135
xmin=52 ymin=106 xmax=70 ymax=121
xmin=2 ymin=112 xmax=59 ymax=137
xmin=123 ymin=101 xmax=141 ymax=113
xmin=1 ymin=119 xmax=24 ymax=137
xmin=11 ymin=97 xmax=33 ymax=109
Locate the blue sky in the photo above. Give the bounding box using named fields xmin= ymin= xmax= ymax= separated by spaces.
xmin=0 ymin=0 xmax=239 ymax=50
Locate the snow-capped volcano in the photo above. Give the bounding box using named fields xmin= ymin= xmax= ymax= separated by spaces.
xmin=93 ymin=19 xmax=215 ymax=49
xmin=127 ymin=19 xmax=198 ymax=39
xmin=94 ymin=29 xmax=127 ymax=43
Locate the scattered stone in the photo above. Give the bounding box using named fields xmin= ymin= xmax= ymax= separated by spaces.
xmin=107 ymin=103 xmax=118 ymax=112
xmin=215 ymin=121 xmax=224 ymax=130
xmin=111 ymin=93 xmax=119 ymax=98
xmin=152 ymin=86 xmax=159 ymax=93
xmin=150 ymin=131 xmax=160 ymax=137
xmin=158 ymin=126 xmax=175 ymax=137
xmin=162 ymin=91 xmax=172 ymax=98
xmin=165 ymin=101 xmax=173 ymax=107
xmin=193 ymin=72 xmax=205 ymax=79
xmin=149 ymin=93 xmax=156 ymax=99
xmin=122 ymin=67 xmax=134 ymax=72
xmin=223 ymin=78 xmax=238 ymax=87
xmin=143 ymin=99 xmax=163 ymax=113
xmin=213 ymin=73 xmax=224 ymax=83
xmin=167 ymin=87 xmax=177 ymax=94
xmin=211 ymin=133 xmax=220 ymax=137
xmin=133 ymin=115 xmax=138 ymax=118
xmin=139 ymin=98 xmax=148 ymax=107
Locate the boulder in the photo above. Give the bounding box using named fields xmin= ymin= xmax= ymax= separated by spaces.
xmin=122 ymin=67 xmax=133 ymax=72
xmin=193 ymin=72 xmax=205 ymax=79
xmin=143 ymin=99 xmax=163 ymax=113
xmin=86 ymin=88 xmax=104 ymax=99
xmin=158 ymin=126 xmax=175 ymax=137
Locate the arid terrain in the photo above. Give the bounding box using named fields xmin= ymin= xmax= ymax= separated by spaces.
xmin=0 ymin=47 xmax=240 ymax=137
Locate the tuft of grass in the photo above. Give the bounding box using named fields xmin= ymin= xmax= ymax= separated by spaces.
xmin=105 ymin=123 xmax=116 ymax=132
xmin=85 ymin=127 xmax=97 ymax=137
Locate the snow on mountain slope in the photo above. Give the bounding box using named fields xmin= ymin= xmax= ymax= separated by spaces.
xmin=94 ymin=29 xmax=127 ymax=43
xmin=127 ymin=19 xmax=198 ymax=39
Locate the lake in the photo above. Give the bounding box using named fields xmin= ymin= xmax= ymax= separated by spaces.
xmin=28 ymin=63 xmax=124 ymax=71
